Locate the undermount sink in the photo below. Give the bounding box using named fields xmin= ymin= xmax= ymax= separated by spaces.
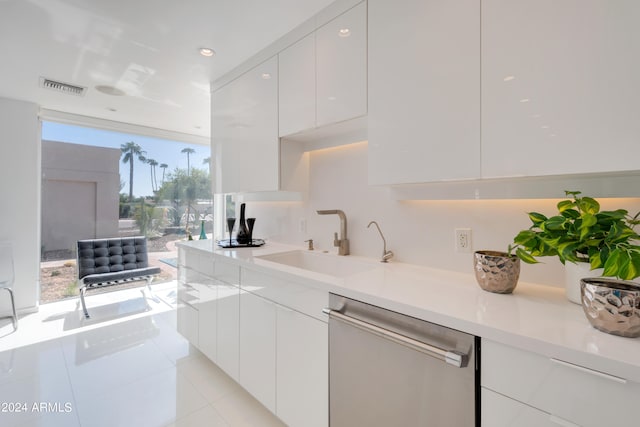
xmin=256 ymin=250 xmax=377 ymax=278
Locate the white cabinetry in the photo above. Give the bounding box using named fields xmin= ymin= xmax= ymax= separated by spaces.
xmin=276 ymin=306 xmax=328 ymax=427
xmin=482 ymin=339 xmax=640 ymax=427
xmin=177 ymin=250 xmax=201 ymax=347
xmin=278 ymin=2 xmax=367 ymax=137
xmin=482 ymin=0 xmax=640 ymax=178
xmin=176 ymin=282 xmax=199 ymax=347
xmin=482 ymin=388 xmax=559 ymax=427
xmin=239 ymin=292 xmax=277 ymax=412
xmin=197 ymin=281 xmax=217 ymax=361
xmin=214 ymin=259 xmax=241 ymax=381
xmin=279 ymin=33 xmax=316 ymax=137
xmin=368 ymin=0 xmax=480 ymax=185
xmin=241 ymin=266 xmax=328 ymax=427
xmin=212 ymin=56 xmax=279 ymax=193
xmin=315 ymin=1 xmax=367 ymax=128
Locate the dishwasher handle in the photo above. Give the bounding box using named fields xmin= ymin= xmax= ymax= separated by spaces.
xmin=323 ymin=308 xmax=467 ymax=368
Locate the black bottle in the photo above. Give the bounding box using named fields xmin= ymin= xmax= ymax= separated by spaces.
xmin=236 ymin=203 xmax=250 ymax=244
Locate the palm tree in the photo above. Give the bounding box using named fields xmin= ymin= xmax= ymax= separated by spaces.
xmin=181 ymin=147 xmax=196 ymax=176
xmin=160 ymin=163 xmax=169 ymax=185
xmin=120 ymin=142 xmax=145 ymax=201
xmin=147 ymin=159 xmax=159 ymax=192
xmin=203 ymin=156 xmax=211 ymax=172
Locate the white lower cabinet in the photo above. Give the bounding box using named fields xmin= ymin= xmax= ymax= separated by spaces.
xmin=216 ymin=280 xmax=240 ymax=381
xmin=177 ymin=271 xmax=200 ymax=347
xmin=179 ymin=251 xmax=329 ymax=426
xmin=197 ymin=283 xmax=217 ymax=362
xmin=482 ymin=339 xmax=640 ymax=427
xmin=482 ymin=388 xmax=568 ymax=427
xmin=176 ymin=298 xmax=198 ymax=347
xmin=276 ymin=306 xmax=328 ymax=427
xmin=239 ymin=292 xmax=277 ymax=412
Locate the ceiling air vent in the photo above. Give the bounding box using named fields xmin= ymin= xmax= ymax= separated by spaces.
xmin=39 ymin=77 xmax=86 ymax=97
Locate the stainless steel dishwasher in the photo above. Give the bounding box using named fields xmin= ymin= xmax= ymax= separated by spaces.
xmin=324 ymin=294 xmax=479 ymax=427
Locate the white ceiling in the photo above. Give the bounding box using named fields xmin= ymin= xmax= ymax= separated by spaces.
xmin=0 ymin=0 xmax=335 ymax=141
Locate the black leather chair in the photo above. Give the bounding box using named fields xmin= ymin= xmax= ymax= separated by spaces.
xmin=76 ymin=237 xmax=160 ymax=318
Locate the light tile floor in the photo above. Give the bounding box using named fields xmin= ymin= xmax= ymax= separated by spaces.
xmin=0 ymin=282 xmax=285 ymax=427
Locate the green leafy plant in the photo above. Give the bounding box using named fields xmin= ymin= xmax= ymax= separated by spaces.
xmin=510 ymin=191 xmax=640 ymax=280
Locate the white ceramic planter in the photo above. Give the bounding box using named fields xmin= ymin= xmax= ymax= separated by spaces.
xmin=564 ymin=262 xmax=603 ymax=304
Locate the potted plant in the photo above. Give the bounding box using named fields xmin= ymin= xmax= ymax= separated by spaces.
xmin=511 ymin=191 xmax=640 ymax=303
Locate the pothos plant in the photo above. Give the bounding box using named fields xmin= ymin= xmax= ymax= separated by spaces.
xmin=510 ymin=191 xmax=640 ymax=280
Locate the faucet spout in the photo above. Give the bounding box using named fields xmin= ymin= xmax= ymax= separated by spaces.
xmin=317 ymin=210 xmax=349 ymax=255
xmin=367 ymin=221 xmax=394 ymax=263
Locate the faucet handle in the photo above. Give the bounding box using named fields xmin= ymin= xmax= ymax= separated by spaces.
xmin=305 ymin=239 xmax=314 ymax=251
xmin=333 ymin=232 xmax=340 ymax=247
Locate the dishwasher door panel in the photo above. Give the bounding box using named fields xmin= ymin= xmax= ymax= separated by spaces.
xmin=328 ymin=299 xmax=477 ymax=427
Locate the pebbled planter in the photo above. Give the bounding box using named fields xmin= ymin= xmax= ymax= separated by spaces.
xmin=473 ymin=250 xmax=521 ymax=294
xmin=581 ymin=278 xmax=640 ymax=338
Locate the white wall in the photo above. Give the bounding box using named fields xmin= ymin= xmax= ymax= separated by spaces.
xmin=0 ymin=97 xmax=41 ymax=313
xmin=41 ymin=140 xmax=120 ymax=252
xmin=237 ymin=142 xmax=640 ymax=288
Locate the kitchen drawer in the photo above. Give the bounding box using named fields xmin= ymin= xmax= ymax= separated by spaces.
xmin=482 ymin=339 xmax=640 ymax=426
xmin=241 ymin=266 xmax=328 ymax=322
xmin=177 ymin=281 xmax=199 ymax=308
xmin=482 ymin=388 xmax=573 ymax=427
xmin=193 ymin=251 xmax=214 ymax=277
xmin=214 ymin=257 xmax=240 ymax=285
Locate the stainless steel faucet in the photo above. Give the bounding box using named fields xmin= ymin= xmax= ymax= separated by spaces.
xmin=316 ymin=210 xmax=349 ymax=255
xmin=367 ymin=221 xmax=393 ymax=262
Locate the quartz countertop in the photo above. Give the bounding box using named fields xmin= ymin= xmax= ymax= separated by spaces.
xmin=178 ymin=240 xmax=640 ymax=382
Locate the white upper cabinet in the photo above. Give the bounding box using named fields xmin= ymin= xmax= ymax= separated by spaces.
xmin=279 ymin=33 xmax=316 ymax=137
xmin=213 ymin=56 xmax=279 ymax=193
xmin=316 ymin=1 xmax=367 ymax=128
xmin=368 ymin=0 xmax=481 ymax=185
xmin=482 ymin=0 xmax=640 ymax=178
xmin=279 ymin=2 xmax=367 ymax=137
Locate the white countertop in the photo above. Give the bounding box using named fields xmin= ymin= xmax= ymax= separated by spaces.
xmin=179 ymin=240 xmax=640 ymax=382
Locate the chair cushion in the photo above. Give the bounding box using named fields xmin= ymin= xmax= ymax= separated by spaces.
xmin=77 ymin=237 xmax=156 ymax=281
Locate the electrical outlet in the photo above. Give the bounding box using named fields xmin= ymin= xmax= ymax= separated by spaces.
xmin=455 ymin=228 xmax=472 ymax=253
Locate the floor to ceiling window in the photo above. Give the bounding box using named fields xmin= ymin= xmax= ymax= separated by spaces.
xmin=40 ymin=121 xmax=212 ymax=304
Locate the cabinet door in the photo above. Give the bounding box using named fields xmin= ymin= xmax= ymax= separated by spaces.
xmin=239 ymin=292 xmax=276 ymax=413
xmin=368 ymin=0 xmax=480 ymax=185
xmin=176 ymin=299 xmax=199 ymax=347
xmin=197 ymin=283 xmax=217 ymax=362
xmin=276 ymin=306 xmax=328 ymax=427
xmin=213 ymin=56 xmax=279 ymax=193
xmin=316 ymin=1 xmax=367 ymax=127
xmin=482 ymin=388 xmax=563 ymax=427
xmin=177 ymin=278 xmax=199 ymax=346
xmin=482 ymin=0 xmax=640 ymax=178
xmin=279 ymin=33 xmax=316 ymax=137
xmin=482 ymin=339 xmax=640 ymax=427
xmin=216 ymin=280 xmax=240 ymax=381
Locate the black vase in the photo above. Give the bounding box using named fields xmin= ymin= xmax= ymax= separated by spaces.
xmin=236 ymin=203 xmax=250 ymax=244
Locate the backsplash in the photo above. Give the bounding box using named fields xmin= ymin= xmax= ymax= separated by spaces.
xmin=237 ymin=141 xmax=640 ymax=288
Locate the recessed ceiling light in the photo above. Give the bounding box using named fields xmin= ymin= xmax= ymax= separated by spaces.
xmin=503 ymin=75 xmax=515 ymax=82
xmin=95 ymin=85 xmax=126 ymax=96
xmin=338 ymin=28 xmax=351 ymax=37
xmin=519 ymin=98 xmax=530 ymax=103
xmin=107 ymin=107 xmax=117 ymax=112
xmin=261 ymin=73 xmax=272 ymax=80
xmin=194 ymin=125 xmax=202 ymax=129
xmin=199 ymin=48 xmax=215 ymax=57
